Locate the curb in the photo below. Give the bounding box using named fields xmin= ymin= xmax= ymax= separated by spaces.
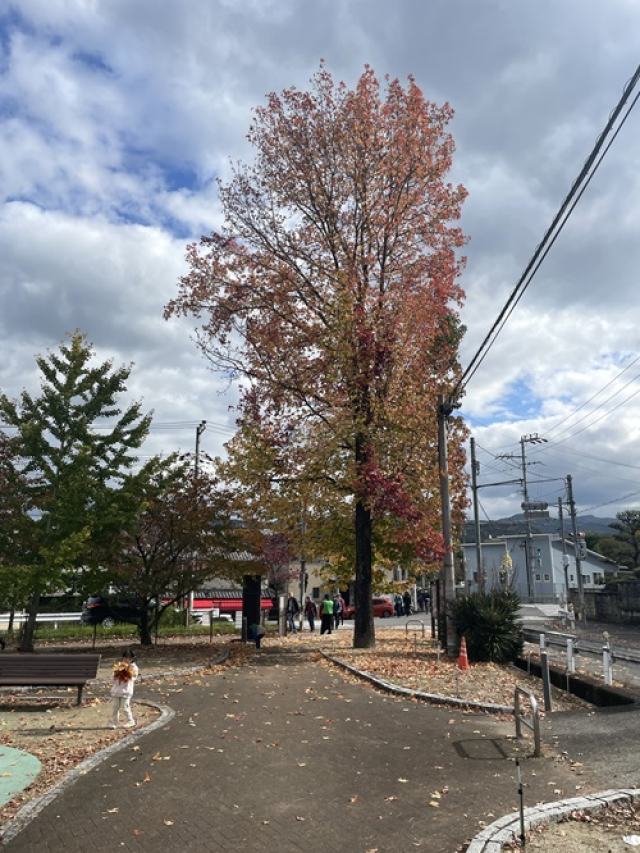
xmin=323 ymin=652 xmax=514 ymax=714
xmin=465 ymin=788 xmax=640 ymax=851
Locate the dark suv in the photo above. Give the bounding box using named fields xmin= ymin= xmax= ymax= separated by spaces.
xmin=81 ymin=595 xmax=149 ymax=628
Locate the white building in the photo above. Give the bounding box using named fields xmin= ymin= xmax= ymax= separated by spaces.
xmin=461 ymin=533 xmax=621 ymax=604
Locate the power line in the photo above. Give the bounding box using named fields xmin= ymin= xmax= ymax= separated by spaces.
xmin=452 ymin=63 xmax=640 ymax=399
xmin=543 ymin=353 xmax=640 ymax=440
xmin=542 ymin=364 xmax=640 ymax=443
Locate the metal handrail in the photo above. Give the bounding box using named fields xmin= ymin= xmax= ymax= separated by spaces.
xmin=514 ymin=686 xmax=541 ymax=757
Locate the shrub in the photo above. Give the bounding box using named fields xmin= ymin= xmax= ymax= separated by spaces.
xmin=448 ymin=591 xmax=523 ymax=663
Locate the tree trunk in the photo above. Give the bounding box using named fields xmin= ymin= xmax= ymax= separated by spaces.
xmin=139 ymin=610 xmax=153 ymax=646
xmin=19 ymin=590 xmax=41 ymax=653
xmin=353 ymin=499 xmax=374 ymax=648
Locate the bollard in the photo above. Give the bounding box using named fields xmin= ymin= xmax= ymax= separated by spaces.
xmin=567 ymin=638 xmax=575 ymax=674
xmin=539 ymin=633 xmax=546 ymax=652
xmin=516 ymin=759 xmax=526 ymax=848
xmin=603 ymin=645 xmax=613 ymax=686
xmin=540 ymin=650 xmax=552 ymax=712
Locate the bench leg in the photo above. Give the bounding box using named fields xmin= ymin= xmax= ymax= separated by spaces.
xmin=77 ymin=684 xmax=83 ymax=706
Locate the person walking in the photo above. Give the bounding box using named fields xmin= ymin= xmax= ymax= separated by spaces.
xmin=320 ymin=594 xmax=334 ymax=635
xmin=332 ymin=594 xmax=342 ymax=630
xmin=304 ymin=596 xmax=317 ymax=632
xmin=110 ymin=648 xmax=138 ymax=729
xmin=403 ymin=589 xmax=412 ymax=616
xmin=394 ymin=593 xmax=403 ymax=618
xmin=286 ymin=592 xmax=300 ymax=633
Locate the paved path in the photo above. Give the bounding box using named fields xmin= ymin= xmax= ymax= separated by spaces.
xmin=2 ymin=646 xmax=582 ymax=853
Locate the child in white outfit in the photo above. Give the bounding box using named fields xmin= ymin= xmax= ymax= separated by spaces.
xmin=110 ymin=648 xmax=139 ymax=728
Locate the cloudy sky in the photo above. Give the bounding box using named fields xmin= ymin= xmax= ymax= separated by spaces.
xmin=1 ymin=0 xmax=639 ymax=523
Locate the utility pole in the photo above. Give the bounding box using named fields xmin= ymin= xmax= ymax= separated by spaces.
xmin=299 ymin=507 xmax=306 ymax=631
xmin=187 ymin=420 xmax=207 ymax=627
xmin=566 ymin=474 xmax=585 ymax=618
xmin=194 ymin=420 xmax=207 ymax=478
xmin=519 ymin=437 xmax=534 ymax=601
xmin=558 ymin=497 xmax=570 ymax=606
xmin=498 ymin=434 xmax=547 ymax=602
xmin=470 ymin=437 xmax=483 ymax=592
xmin=437 ymin=394 xmax=457 ymax=656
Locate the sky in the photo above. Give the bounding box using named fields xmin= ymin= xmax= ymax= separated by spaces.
xmin=1 ymin=0 xmax=639 ymax=525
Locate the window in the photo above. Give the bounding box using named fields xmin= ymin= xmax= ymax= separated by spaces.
xmin=583 ymin=575 xmax=591 ymax=585
xmin=544 ymin=573 xmax=550 ymax=582
xmin=570 ymin=575 xmax=575 ymax=582
xmin=473 ymin=572 xmax=478 ymax=583
xmin=535 ymin=573 xmax=541 ymax=582
xmin=593 ymin=573 xmax=604 ymax=585
xmin=312 ymin=587 xmax=320 ymax=599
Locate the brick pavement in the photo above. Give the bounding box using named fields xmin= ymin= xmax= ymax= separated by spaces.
xmin=3 ymin=646 xmax=584 ymax=853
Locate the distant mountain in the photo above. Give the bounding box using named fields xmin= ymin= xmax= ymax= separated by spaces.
xmin=463 ymin=514 xmax=616 ymax=542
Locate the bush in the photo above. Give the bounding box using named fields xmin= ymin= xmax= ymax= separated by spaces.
xmin=448 ymin=591 xmax=523 ymax=663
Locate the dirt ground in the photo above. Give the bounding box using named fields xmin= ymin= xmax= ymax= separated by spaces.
xmin=0 ymin=630 xmax=638 ymax=851
xmin=503 ymin=800 xmax=640 ymax=851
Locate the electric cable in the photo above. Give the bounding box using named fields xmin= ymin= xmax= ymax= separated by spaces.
xmin=543 ymin=353 xmax=640 ymax=440
xmin=452 ymin=63 xmax=640 ymax=400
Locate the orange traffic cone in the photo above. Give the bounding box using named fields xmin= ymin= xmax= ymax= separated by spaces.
xmin=458 ymin=636 xmax=470 ymax=671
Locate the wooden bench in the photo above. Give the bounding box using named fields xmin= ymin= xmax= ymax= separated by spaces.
xmin=0 ymin=654 xmax=101 ymax=705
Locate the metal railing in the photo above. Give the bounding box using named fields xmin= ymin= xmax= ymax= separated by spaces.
xmin=405 ymin=619 xmax=426 ymax=637
xmin=0 ymin=612 xmax=81 ymax=627
xmin=514 ymin=686 xmax=541 ymax=757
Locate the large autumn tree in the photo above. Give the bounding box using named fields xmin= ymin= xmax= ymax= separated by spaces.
xmin=166 ymin=65 xmax=468 ymax=648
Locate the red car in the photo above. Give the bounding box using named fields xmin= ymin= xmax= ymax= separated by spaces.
xmin=343 ymin=597 xmax=394 ymax=619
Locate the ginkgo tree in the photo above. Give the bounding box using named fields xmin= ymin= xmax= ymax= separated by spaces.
xmin=166 ymin=64 xmax=469 ymax=648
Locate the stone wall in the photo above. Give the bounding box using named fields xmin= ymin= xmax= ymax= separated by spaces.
xmin=583 ymin=581 xmax=640 ymax=624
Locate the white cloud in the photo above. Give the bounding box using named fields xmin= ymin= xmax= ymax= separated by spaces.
xmin=1 ymin=0 xmax=640 ymax=520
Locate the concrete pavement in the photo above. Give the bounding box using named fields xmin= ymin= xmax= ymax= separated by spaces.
xmin=2 ymin=645 xmax=584 ymax=853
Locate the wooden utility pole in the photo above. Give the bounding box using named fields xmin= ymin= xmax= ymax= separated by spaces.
xmin=470 ymin=437 xmax=483 ymax=592
xmin=558 ymin=497 xmax=570 ymax=605
xmin=566 ymin=474 xmax=585 ymax=618
xmin=437 ymin=395 xmax=457 ymax=656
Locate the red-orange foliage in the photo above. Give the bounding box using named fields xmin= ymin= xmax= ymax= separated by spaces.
xmin=166 ymin=64 xmax=468 ymax=648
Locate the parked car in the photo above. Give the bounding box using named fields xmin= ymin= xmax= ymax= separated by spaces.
xmin=81 ymin=595 xmax=152 ymax=628
xmin=342 ymin=597 xmax=394 ymax=619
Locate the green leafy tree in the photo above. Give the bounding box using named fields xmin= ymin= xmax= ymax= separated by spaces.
xmin=0 ymin=331 xmax=153 ymax=651
xmin=606 ymin=511 xmax=640 ymax=569
xmin=102 ymin=465 xmax=246 ymax=645
xmin=0 ymin=433 xmax=39 ymax=632
xmin=166 ymin=65 xmax=468 ymax=648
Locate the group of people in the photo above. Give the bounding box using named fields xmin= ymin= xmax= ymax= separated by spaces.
xmin=393 ymin=590 xmax=413 ymax=617
xmin=286 ymin=591 xmax=345 ymax=635
xmin=392 ymin=589 xmax=430 ymax=617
